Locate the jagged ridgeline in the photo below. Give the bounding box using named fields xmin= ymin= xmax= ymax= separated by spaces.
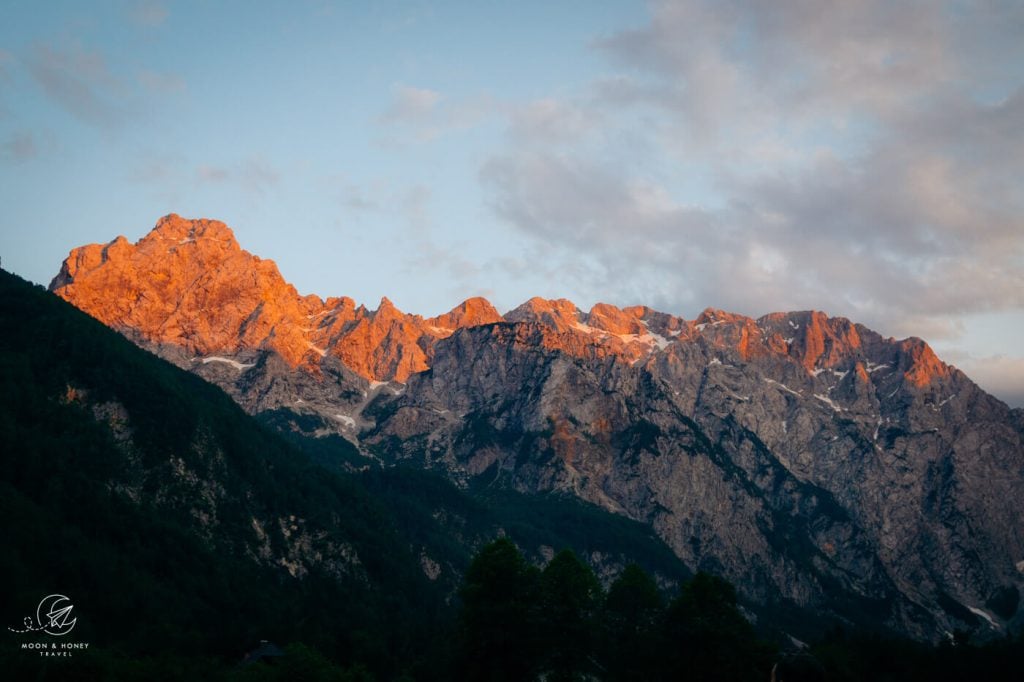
xmin=47 ymin=215 xmax=1024 ymax=642
xmin=0 ymin=269 xmax=688 ymax=677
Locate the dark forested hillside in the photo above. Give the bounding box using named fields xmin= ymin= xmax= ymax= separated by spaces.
xmin=0 ymin=270 xmax=690 ymax=679
xmin=0 ymin=269 xmax=453 ymax=678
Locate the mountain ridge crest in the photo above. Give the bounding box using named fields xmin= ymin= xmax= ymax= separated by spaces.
xmin=50 ymin=213 xmax=950 ymax=388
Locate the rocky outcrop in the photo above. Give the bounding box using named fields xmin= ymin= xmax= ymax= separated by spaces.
xmin=50 ymin=214 xmax=497 ymax=383
xmin=367 ymin=312 xmax=1024 ymax=639
xmin=49 ymin=215 xmax=510 ymax=437
xmin=50 ymin=215 xmax=1024 ymax=640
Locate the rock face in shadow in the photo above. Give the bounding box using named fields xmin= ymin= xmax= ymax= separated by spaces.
xmin=51 ymin=215 xmax=1024 ymax=640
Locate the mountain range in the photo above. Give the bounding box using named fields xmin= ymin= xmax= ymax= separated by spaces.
xmin=48 ymin=213 xmax=1024 ymax=641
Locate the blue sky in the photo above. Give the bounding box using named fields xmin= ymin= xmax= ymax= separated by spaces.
xmin=1 ymin=1 xmax=1023 ymax=406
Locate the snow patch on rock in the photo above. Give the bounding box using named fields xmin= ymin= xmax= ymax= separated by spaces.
xmin=200 ymin=356 xmax=255 ymax=371
xmin=968 ymin=606 xmax=1000 ymax=629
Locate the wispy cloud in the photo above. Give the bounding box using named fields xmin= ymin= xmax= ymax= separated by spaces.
xmin=196 ymin=165 xmax=229 ymax=183
xmin=1 ymin=131 xmax=37 ymax=162
xmin=238 ymin=157 xmax=279 ymax=197
xmin=506 ymin=98 xmax=601 ymax=144
xmin=377 ymin=84 xmax=496 ymax=144
xmin=338 ymin=184 xmax=379 ymax=212
xmin=323 ymin=173 xmax=389 ymax=213
xmin=27 ymin=43 xmax=127 ymax=128
xmin=129 ymin=153 xmax=184 ymax=185
xmin=21 ymin=41 xmax=185 ymax=130
xmin=380 ymin=84 xmax=442 ymax=124
xmin=125 ymin=152 xmax=188 ymax=208
xmin=193 ymin=158 xmax=280 ymax=197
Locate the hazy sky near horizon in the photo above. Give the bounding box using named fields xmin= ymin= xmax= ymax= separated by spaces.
xmin=1 ymin=1 xmax=1023 ymax=406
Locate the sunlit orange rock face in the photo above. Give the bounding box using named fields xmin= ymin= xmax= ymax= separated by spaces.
xmin=899 ymin=338 xmax=951 ymax=387
xmin=50 ymin=214 xmax=952 ymax=388
xmin=50 ymin=215 xmax=496 ymax=382
xmin=429 ymin=297 xmax=502 ymax=330
xmin=51 ymin=215 xmax=318 ymax=367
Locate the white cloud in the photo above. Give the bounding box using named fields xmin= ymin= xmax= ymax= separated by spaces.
xmin=507 ymin=98 xmax=600 ymax=143
xmin=479 ymin=0 xmax=1024 ymax=353
xmin=192 ymin=158 xmax=279 ymax=197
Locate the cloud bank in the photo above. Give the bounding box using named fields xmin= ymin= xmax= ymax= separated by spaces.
xmin=479 ymin=0 xmax=1024 ymax=348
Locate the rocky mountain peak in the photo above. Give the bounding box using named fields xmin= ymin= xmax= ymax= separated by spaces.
xmin=49 ymin=216 xmax=512 ymax=384
xmin=586 ymin=302 xmax=647 ymax=335
xmin=372 ymin=296 xmax=404 ymax=322
xmin=694 ymin=307 xmax=747 ymax=326
xmin=899 ymin=337 xmax=951 ymax=387
xmin=50 ymin=214 xmax=956 ymax=392
xmin=50 ymin=214 xmax=316 ymax=364
xmin=429 ymin=297 xmax=503 ymax=331
xmin=148 ymin=212 xmax=237 ymax=244
xmin=506 ymin=297 xmax=581 ymax=331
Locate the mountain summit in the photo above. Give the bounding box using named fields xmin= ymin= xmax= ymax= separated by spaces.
xmin=51 ymin=213 xmax=501 ymax=382
xmin=53 ymin=214 xmax=949 ymax=387
xmin=50 ymin=215 xmax=1024 ymax=640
